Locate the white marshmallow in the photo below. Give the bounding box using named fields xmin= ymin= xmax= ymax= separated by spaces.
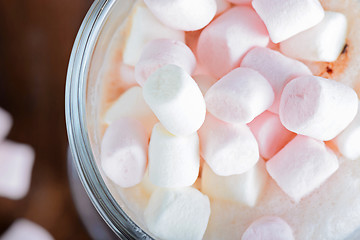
xmin=266 ymin=135 xmax=339 ymax=202
xmin=144 ymin=0 xmax=216 ymax=31
xmin=215 ymin=0 xmax=231 ymax=15
xmin=101 ymin=118 xmax=148 ymax=188
xmin=122 ymin=2 xmax=184 ymax=66
xmin=242 ymin=216 xmax=294 ymax=240
xmin=252 ymin=0 xmax=325 ymax=43
xmin=135 ymin=39 xmax=196 ymax=86
xmin=148 ymin=123 xmax=200 ymax=188
xmin=280 ymin=11 xmax=348 ymax=62
xmin=249 ymin=111 xmax=296 ymax=159
xmin=279 ymin=76 xmax=358 ymax=141
xmin=0 ymin=108 xmax=12 ymax=141
xmin=0 ymin=141 xmax=35 ymax=200
xmin=197 ymin=6 xmax=269 ymax=78
xmin=205 ymin=67 xmax=274 ymax=124
xmin=201 ymin=159 xmax=268 ymax=207
xmin=241 ymin=47 xmax=312 ymax=113
xmin=144 ymin=187 xmax=210 ymax=240
xmin=1 ymin=219 xmax=54 ymax=240
xmin=193 ymin=74 xmax=217 ymax=96
xmin=143 ymin=64 xmax=206 ymax=136
xmin=103 ymin=86 xmax=157 ymax=135
xmin=333 ymin=101 xmax=360 ymax=160
xmin=199 ymin=113 xmax=259 ymax=176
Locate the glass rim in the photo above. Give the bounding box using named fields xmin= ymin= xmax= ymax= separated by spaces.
xmin=65 ymin=0 xmax=152 ymax=239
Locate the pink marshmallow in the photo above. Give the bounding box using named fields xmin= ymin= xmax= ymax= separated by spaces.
xmin=279 ymin=76 xmax=358 ymax=141
xmin=249 ymin=111 xmax=296 ymax=159
xmin=101 ymin=118 xmax=148 ymax=188
xmin=242 ymin=216 xmax=294 ymax=240
xmin=144 ymin=0 xmax=216 ymax=31
xmin=205 ymin=67 xmax=274 ymax=124
xmin=0 ymin=108 xmax=12 ymax=141
xmin=198 ymin=113 xmax=259 ymax=176
xmin=241 ymin=47 xmax=312 ymax=113
xmin=0 ymin=141 xmax=35 ymax=200
xmin=197 ymin=6 xmax=269 ymax=78
xmin=266 ymin=135 xmax=339 ymax=202
xmin=135 ymin=39 xmax=196 ymax=86
xmin=252 ymin=0 xmax=325 ymax=43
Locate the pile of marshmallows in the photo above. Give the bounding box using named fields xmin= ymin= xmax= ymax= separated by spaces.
xmin=101 ymin=0 xmax=360 ymax=239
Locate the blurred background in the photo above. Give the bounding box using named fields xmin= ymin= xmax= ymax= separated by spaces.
xmin=0 ymin=1 xmax=95 ymax=239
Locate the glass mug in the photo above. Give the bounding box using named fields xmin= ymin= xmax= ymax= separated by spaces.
xmin=66 ymin=0 xmax=152 ymax=239
xmin=65 ymin=0 xmax=360 ymax=239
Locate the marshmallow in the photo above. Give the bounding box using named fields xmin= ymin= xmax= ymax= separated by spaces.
xmin=215 ymin=0 xmax=231 ymax=15
xmin=143 ymin=64 xmax=206 ymax=136
xmin=242 ymin=216 xmax=294 ymax=240
xmin=249 ymin=111 xmax=296 ymax=159
xmin=144 ymin=187 xmax=210 ymax=240
xmin=122 ymin=2 xmax=184 ymax=66
xmin=199 ymin=113 xmax=259 ymax=176
xmin=197 ymin=6 xmax=269 ymax=78
xmin=266 ymin=135 xmax=339 ymax=202
xmin=148 ymin=123 xmax=200 ymax=187
xmin=333 ymin=101 xmax=360 ymax=160
xmin=279 ymin=76 xmax=358 ymax=141
xmin=101 ymin=118 xmax=148 ymax=188
xmin=0 ymin=108 xmax=12 ymax=141
xmin=135 ymin=39 xmax=196 ymax=86
xmin=252 ymin=0 xmax=325 ymax=43
xmin=281 ymin=11 xmax=347 ymax=62
xmin=103 ymin=86 xmax=157 ymax=135
xmin=118 ymin=64 xmax=138 ymax=87
xmin=144 ymin=0 xmax=216 ymax=31
xmin=193 ymin=74 xmax=217 ymax=96
xmin=1 ymin=219 xmax=54 ymax=240
xmin=0 ymin=141 xmax=35 ymax=200
xmin=201 ymin=159 xmax=267 ymax=207
xmin=205 ymin=67 xmax=274 ymax=124
xmin=241 ymin=47 xmax=312 ymax=113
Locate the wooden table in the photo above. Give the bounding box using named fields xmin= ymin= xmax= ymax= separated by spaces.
xmin=0 ymin=1 xmax=94 ymax=239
